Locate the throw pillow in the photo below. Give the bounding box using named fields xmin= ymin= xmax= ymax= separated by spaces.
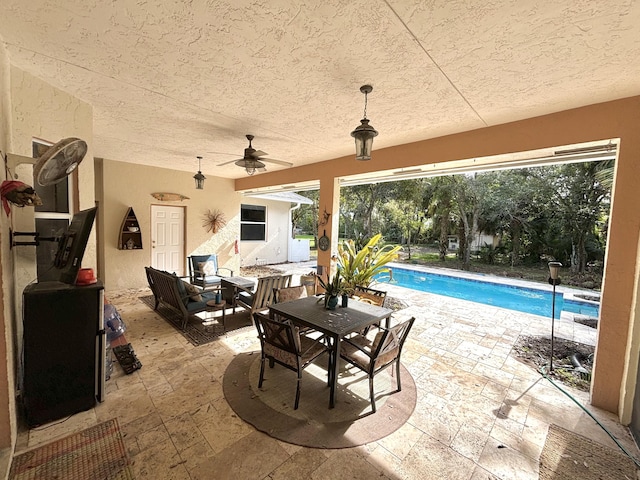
xmin=276 ymin=286 xmax=307 ymax=303
xmin=198 ymin=261 xmax=216 ymax=276
xmin=182 ymin=281 xmax=203 ymax=302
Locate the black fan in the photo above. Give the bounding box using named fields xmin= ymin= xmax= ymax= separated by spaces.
xmin=217 ymin=135 xmax=292 ymax=175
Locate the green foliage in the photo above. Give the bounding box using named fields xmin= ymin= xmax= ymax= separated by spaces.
xmin=337 ymin=233 xmax=402 ymax=291
xmin=316 ymin=268 xmax=345 ymax=296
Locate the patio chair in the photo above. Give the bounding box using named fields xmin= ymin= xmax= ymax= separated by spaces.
xmin=253 ymin=312 xmax=331 ymax=409
xmin=353 ymin=285 xmax=387 ymax=307
xmin=236 ymin=274 xmax=292 ymax=315
xmin=353 ymin=285 xmax=387 ymax=335
xmin=187 ymin=254 xmax=234 ymax=288
xmin=339 ymin=316 xmax=415 ymax=413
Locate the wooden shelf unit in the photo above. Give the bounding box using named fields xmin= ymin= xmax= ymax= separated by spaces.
xmin=118 ymin=207 xmax=143 ymax=250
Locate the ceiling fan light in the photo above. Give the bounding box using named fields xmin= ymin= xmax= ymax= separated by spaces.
xmin=235 ymin=158 xmax=265 ymax=175
xmin=194 ymin=156 xmax=205 ymax=189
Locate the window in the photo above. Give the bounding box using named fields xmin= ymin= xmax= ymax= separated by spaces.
xmin=240 ymin=204 xmax=266 ymax=241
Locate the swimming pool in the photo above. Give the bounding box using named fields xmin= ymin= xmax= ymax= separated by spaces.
xmin=376 ymin=266 xmax=599 ymax=318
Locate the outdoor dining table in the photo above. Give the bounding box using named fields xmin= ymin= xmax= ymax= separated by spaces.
xmin=268 ymin=295 xmax=393 ymax=408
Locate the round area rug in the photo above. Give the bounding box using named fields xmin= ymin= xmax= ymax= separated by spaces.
xmin=223 ymin=351 xmax=417 ymax=448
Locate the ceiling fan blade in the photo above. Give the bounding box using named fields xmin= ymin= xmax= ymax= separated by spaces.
xmin=252 ymin=150 xmax=268 ymax=157
xmin=217 ymin=158 xmax=241 ymax=167
xmin=261 ymin=158 xmax=293 ymax=167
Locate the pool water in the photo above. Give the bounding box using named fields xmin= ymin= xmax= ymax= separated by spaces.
xmin=376 ymin=267 xmax=599 ymax=319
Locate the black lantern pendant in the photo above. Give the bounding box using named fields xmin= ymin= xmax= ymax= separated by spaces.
xmin=194 ymin=156 xmax=205 ymax=190
xmin=350 ymin=85 xmax=378 ymax=161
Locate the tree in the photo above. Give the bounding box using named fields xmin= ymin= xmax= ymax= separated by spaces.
xmin=425 ymin=177 xmax=456 ymax=261
xmin=552 ymin=161 xmax=610 ymax=272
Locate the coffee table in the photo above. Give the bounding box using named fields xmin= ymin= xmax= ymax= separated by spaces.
xmin=221 ymin=277 xmax=255 ymax=314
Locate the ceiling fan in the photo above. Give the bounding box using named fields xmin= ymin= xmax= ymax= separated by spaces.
xmin=217 ymin=135 xmax=293 ymax=175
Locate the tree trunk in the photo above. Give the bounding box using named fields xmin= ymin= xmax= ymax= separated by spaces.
xmin=438 ymin=214 xmax=449 ymax=261
xmin=511 ymin=220 xmax=521 ymax=266
xmin=459 ymin=215 xmax=471 ymax=270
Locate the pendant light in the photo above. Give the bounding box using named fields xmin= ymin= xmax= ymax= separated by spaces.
xmin=194 ymin=156 xmax=205 ymax=190
xmin=350 ymin=85 xmax=378 ymax=161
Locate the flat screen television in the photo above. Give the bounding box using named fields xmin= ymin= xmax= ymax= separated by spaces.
xmin=52 ymin=206 xmax=97 ymax=284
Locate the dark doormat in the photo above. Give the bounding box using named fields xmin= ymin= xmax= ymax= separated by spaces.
xmin=139 ymin=295 xmax=254 ymax=346
xmin=223 ymin=351 xmax=417 ymax=448
xmin=539 ymin=424 xmax=638 ymax=479
xmin=9 ymin=418 xmax=133 ymax=480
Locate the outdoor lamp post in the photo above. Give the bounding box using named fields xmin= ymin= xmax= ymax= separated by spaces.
xmin=548 ymin=261 xmax=562 ymax=372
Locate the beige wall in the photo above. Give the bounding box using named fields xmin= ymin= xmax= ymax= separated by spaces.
xmin=99 ymin=159 xmax=241 ymax=290
xmin=0 ymin=65 xmax=95 ymax=472
xmin=238 ymin=198 xmax=290 ymax=267
xmin=237 ymin=96 xmax=640 ymax=419
xmin=0 ymin=39 xmax=16 ymax=459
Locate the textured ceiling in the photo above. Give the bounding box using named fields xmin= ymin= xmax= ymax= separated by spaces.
xmin=0 ymin=1 xmax=639 ymax=179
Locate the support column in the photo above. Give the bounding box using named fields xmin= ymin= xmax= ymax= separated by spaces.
xmin=317 ymin=176 xmax=340 ymax=280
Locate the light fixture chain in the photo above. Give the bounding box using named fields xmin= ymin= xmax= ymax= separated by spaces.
xmin=363 ymin=92 xmax=368 ymax=120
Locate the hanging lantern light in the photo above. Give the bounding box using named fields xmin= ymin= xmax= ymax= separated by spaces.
xmin=194 ymin=156 xmax=205 ymax=189
xmin=350 ymin=85 xmax=378 ymax=161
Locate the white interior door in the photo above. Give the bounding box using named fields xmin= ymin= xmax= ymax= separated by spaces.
xmin=151 ymin=205 xmax=185 ymax=274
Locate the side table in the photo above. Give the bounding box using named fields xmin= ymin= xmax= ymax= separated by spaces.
xmin=221 ymin=277 xmax=255 ymax=314
xmin=206 ymin=299 xmax=227 ymax=332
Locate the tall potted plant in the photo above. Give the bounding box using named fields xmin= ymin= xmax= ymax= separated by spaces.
xmin=338 ymin=233 xmax=402 ymax=291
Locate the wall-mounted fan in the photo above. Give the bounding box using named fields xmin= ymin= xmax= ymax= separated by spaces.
xmin=6 ymin=137 xmax=88 ymax=186
xmin=217 ymin=135 xmax=292 ymax=175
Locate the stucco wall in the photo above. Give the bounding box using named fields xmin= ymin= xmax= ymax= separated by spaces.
xmin=238 ymin=198 xmax=290 ymax=267
xmin=99 ymin=159 xmax=241 ymax=291
xmin=0 ymin=65 xmax=95 ymax=465
xmin=0 ymin=39 xmax=16 ymax=461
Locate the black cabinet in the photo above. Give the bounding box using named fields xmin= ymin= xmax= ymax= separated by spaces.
xmin=22 ymin=281 xmax=105 ymax=427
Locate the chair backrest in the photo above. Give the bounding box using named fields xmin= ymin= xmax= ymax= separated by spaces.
xmin=250 ymin=274 xmax=293 ymax=313
xmin=188 ymin=254 xmax=218 ymax=278
xmin=371 ymin=317 xmax=415 ymax=367
xmin=274 ymin=285 xmax=308 ymax=304
xmin=253 ymin=312 xmax=300 ymax=368
xmin=300 ymin=274 xmax=318 ymax=296
xmin=354 ymin=285 xmax=387 ymax=307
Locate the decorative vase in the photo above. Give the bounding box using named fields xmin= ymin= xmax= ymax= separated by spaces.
xmin=326 ymin=295 xmax=339 ymax=310
xmin=341 ymin=294 xmax=348 ymax=308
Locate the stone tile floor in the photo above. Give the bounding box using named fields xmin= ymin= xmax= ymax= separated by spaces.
xmin=14 ymin=263 xmax=640 ymax=479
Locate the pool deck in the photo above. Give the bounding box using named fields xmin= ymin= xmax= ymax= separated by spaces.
xmin=16 ymin=261 xmax=633 ymax=480
xmin=277 ymin=260 xmax=599 ymax=347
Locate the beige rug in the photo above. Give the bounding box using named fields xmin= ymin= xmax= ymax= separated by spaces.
xmin=539 ymin=424 xmax=638 ymax=480
xmin=9 ymin=418 xmax=133 ymax=480
xmin=223 ymin=351 xmax=417 ymax=448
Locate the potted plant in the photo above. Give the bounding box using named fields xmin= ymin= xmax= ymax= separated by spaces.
xmin=317 ymin=268 xmax=345 ymax=310
xmin=337 ymin=233 xmax=402 ymax=291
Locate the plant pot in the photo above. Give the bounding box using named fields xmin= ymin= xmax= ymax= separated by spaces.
xmin=326 ymin=295 xmax=339 ymax=310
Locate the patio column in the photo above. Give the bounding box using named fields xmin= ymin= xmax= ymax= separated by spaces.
xmin=317 ymin=176 xmax=340 ymax=280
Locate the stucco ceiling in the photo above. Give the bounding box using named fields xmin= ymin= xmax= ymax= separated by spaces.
xmin=0 ymin=1 xmax=639 ymax=179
